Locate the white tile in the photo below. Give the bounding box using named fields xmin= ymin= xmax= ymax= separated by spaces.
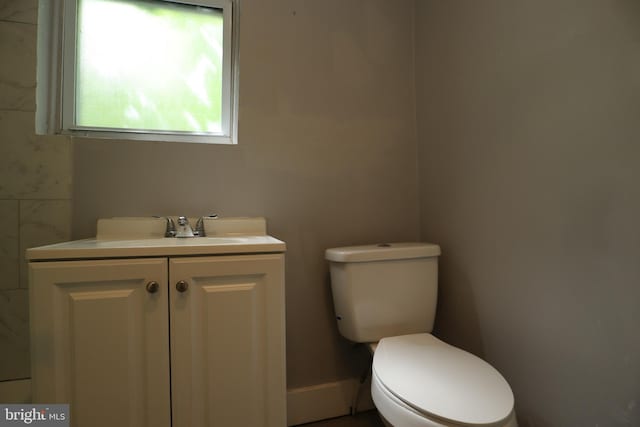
xmin=0 ymin=111 xmax=72 ymax=199
xmin=0 ymin=21 xmax=36 ymax=111
xmin=20 ymin=199 xmax=71 ymax=288
xmin=0 ymin=289 xmax=30 ymax=381
xmin=0 ymin=200 xmax=19 ymax=290
xmin=0 ymin=0 xmax=37 ymax=25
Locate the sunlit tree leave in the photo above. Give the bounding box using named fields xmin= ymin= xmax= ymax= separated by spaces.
xmin=76 ymin=0 xmax=223 ymax=133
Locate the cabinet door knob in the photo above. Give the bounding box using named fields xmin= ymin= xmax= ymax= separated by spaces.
xmin=146 ymin=281 xmax=160 ymax=294
xmin=176 ymin=280 xmax=189 ymax=292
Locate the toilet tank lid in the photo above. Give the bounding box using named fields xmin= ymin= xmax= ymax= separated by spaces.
xmin=325 ymin=242 xmax=440 ymax=263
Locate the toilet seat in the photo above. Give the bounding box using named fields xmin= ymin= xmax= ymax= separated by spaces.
xmin=372 ymin=333 xmax=515 ymax=426
xmin=372 ymin=370 xmax=447 ymax=427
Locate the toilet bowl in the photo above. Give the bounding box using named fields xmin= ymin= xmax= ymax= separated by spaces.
xmin=325 ymin=243 xmax=518 ymax=427
xmin=371 ymin=334 xmax=517 ymax=427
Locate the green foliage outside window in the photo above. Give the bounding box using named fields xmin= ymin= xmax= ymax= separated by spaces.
xmin=76 ymin=0 xmax=224 ymax=133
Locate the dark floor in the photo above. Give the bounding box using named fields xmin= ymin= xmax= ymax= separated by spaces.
xmin=295 ymin=410 xmax=385 ymax=427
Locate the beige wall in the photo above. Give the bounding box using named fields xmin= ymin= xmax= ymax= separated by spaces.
xmin=0 ymin=0 xmax=72 ymax=382
xmin=72 ymin=0 xmax=419 ymax=388
xmin=415 ymin=1 xmax=640 ymax=425
xmin=9 ymin=1 xmax=636 ymax=423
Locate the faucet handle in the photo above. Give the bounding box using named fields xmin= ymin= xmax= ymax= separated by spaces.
xmin=164 ymin=217 xmax=176 ymax=237
xmin=194 ymin=217 xmax=206 ymax=237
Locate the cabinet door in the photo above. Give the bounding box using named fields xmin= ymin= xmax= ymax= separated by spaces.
xmin=30 ymin=258 xmax=171 ymax=427
xmin=170 ymin=254 xmax=286 ymax=427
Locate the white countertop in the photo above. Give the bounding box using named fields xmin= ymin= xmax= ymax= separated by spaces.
xmin=27 ymin=235 xmax=286 ymax=261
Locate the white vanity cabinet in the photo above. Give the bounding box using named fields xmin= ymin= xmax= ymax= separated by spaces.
xmin=28 ymin=235 xmax=286 ymax=427
xmin=30 ymin=258 xmax=172 ymax=427
xmin=169 ymin=254 xmax=286 ymax=427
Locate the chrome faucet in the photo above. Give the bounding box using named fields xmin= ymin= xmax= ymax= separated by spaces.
xmin=161 ymin=214 xmax=217 ymax=237
xmin=176 ymin=216 xmax=195 ymax=238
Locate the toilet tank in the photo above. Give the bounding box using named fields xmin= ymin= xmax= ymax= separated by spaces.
xmin=325 ymin=243 xmax=441 ymax=343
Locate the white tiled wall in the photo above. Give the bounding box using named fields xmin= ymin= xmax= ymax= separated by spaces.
xmin=0 ymin=1 xmax=38 ymax=25
xmin=0 ymin=112 xmax=72 ymax=199
xmin=0 ymin=0 xmax=72 ymax=382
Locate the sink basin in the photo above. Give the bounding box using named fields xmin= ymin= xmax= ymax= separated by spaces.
xmin=96 ymin=216 xmax=267 ymax=240
xmin=27 ymin=217 xmax=285 ymax=261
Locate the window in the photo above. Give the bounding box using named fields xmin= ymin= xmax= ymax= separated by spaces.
xmin=37 ymin=0 xmax=238 ymax=144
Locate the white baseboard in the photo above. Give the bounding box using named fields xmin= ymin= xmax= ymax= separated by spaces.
xmin=0 ymin=377 xmax=374 ymax=425
xmin=0 ymin=379 xmax=31 ymax=403
xmin=287 ymin=377 xmax=375 ymax=426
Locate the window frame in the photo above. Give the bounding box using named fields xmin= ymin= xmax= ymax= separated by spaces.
xmin=37 ymin=0 xmax=239 ymax=145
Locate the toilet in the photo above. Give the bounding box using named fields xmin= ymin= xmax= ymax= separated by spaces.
xmin=325 ymin=243 xmax=518 ymax=427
